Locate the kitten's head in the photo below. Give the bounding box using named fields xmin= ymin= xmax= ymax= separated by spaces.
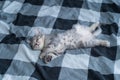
xmin=27 ymin=29 xmax=45 ymax=50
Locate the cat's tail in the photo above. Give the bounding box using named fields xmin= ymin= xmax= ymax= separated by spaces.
xmin=89 ymin=22 xmax=100 ymax=32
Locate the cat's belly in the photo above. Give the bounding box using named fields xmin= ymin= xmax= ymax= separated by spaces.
xmin=81 ymin=35 xmax=93 ymax=41
xmin=52 ymin=30 xmax=93 ymax=49
xmin=78 ymin=30 xmax=93 ymax=41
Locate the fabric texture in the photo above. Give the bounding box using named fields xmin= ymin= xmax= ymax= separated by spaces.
xmin=0 ymin=0 xmax=120 ymax=80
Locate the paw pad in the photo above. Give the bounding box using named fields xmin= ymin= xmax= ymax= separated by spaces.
xmin=44 ymin=55 xmax=52 ymax=63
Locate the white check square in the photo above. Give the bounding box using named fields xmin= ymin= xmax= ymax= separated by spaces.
xmin=3 ymin=1 xmax=23 ymax=14
xmin=14 ymin=42 xmax=40 ymax=63
xmin=117 ymin=37 xmax=120 ymax=45
xmin=38 ymin=6 xmax=61 ymax=17
xmin=62 ymin=53 xmax=90 ymax=69
xmin=79 ymin=9 xmax=100 ymax=22
xmin=114 ymin=60 xmax=120 ymax=74
xmin=2 ymin=74 xmax=29 ymax=80
xmin=87 ymin=0 xmax=103 ymax=3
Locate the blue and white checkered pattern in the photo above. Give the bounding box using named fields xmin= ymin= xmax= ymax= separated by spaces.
xmin=0 ymin=0 xmax=120 ymax=80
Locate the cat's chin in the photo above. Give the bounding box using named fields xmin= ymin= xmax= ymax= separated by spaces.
xmin=32 ymin=47 xmax=42 ymax=50
xmin=32 ymin=48 xmax=40 ymax=50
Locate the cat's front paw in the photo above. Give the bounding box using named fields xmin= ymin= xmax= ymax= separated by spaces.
xmin=44 ymin=54 xmax=52 ymax=64
xmin=40 ymin=52 xmax=46 ymax=59
xmin=44 ymin=53 xmax=57 ymax=64
xmin=102 ymin=41 xmax=110 ymax=47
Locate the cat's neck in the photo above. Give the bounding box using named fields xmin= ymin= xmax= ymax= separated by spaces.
xmin=40 ymin=35 xmax=45 ymax=50
xmin=43 ymin=34 xmax=54 ymax=48
xmin=44 ymin=35 xmax=51 ymax=47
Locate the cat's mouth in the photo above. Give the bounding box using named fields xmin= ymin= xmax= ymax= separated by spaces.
xmin=33 ymin=43 xmax=44 ymax=50
xmin=32 ymin=44 xmax=41 ymax=50
xmin=35 ymin=43 xmax=40 ymax=46
xmin=34 ymin=42 xmax=41 ymax=47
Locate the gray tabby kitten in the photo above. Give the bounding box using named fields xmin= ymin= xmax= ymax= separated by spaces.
xmin=29 ymin=23 xmax=110 ymax=63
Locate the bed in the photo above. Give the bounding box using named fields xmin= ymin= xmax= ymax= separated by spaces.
xmin=0 ymin=0 xmax=120 ymax=80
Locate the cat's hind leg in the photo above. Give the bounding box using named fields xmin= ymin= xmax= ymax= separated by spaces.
xmin=93 ymin=27 xmax=102 ymax=36
xmin=89 ymin=22 xmax=100 ymax=32
xmin=97 ymin=39 xmax=110 ymax=47
xmin=87 ymin=39 xmax=110 ymax=47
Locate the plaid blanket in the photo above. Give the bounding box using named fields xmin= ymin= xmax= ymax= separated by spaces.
xmin=0 ymin=0 xmax=120 ymax=80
